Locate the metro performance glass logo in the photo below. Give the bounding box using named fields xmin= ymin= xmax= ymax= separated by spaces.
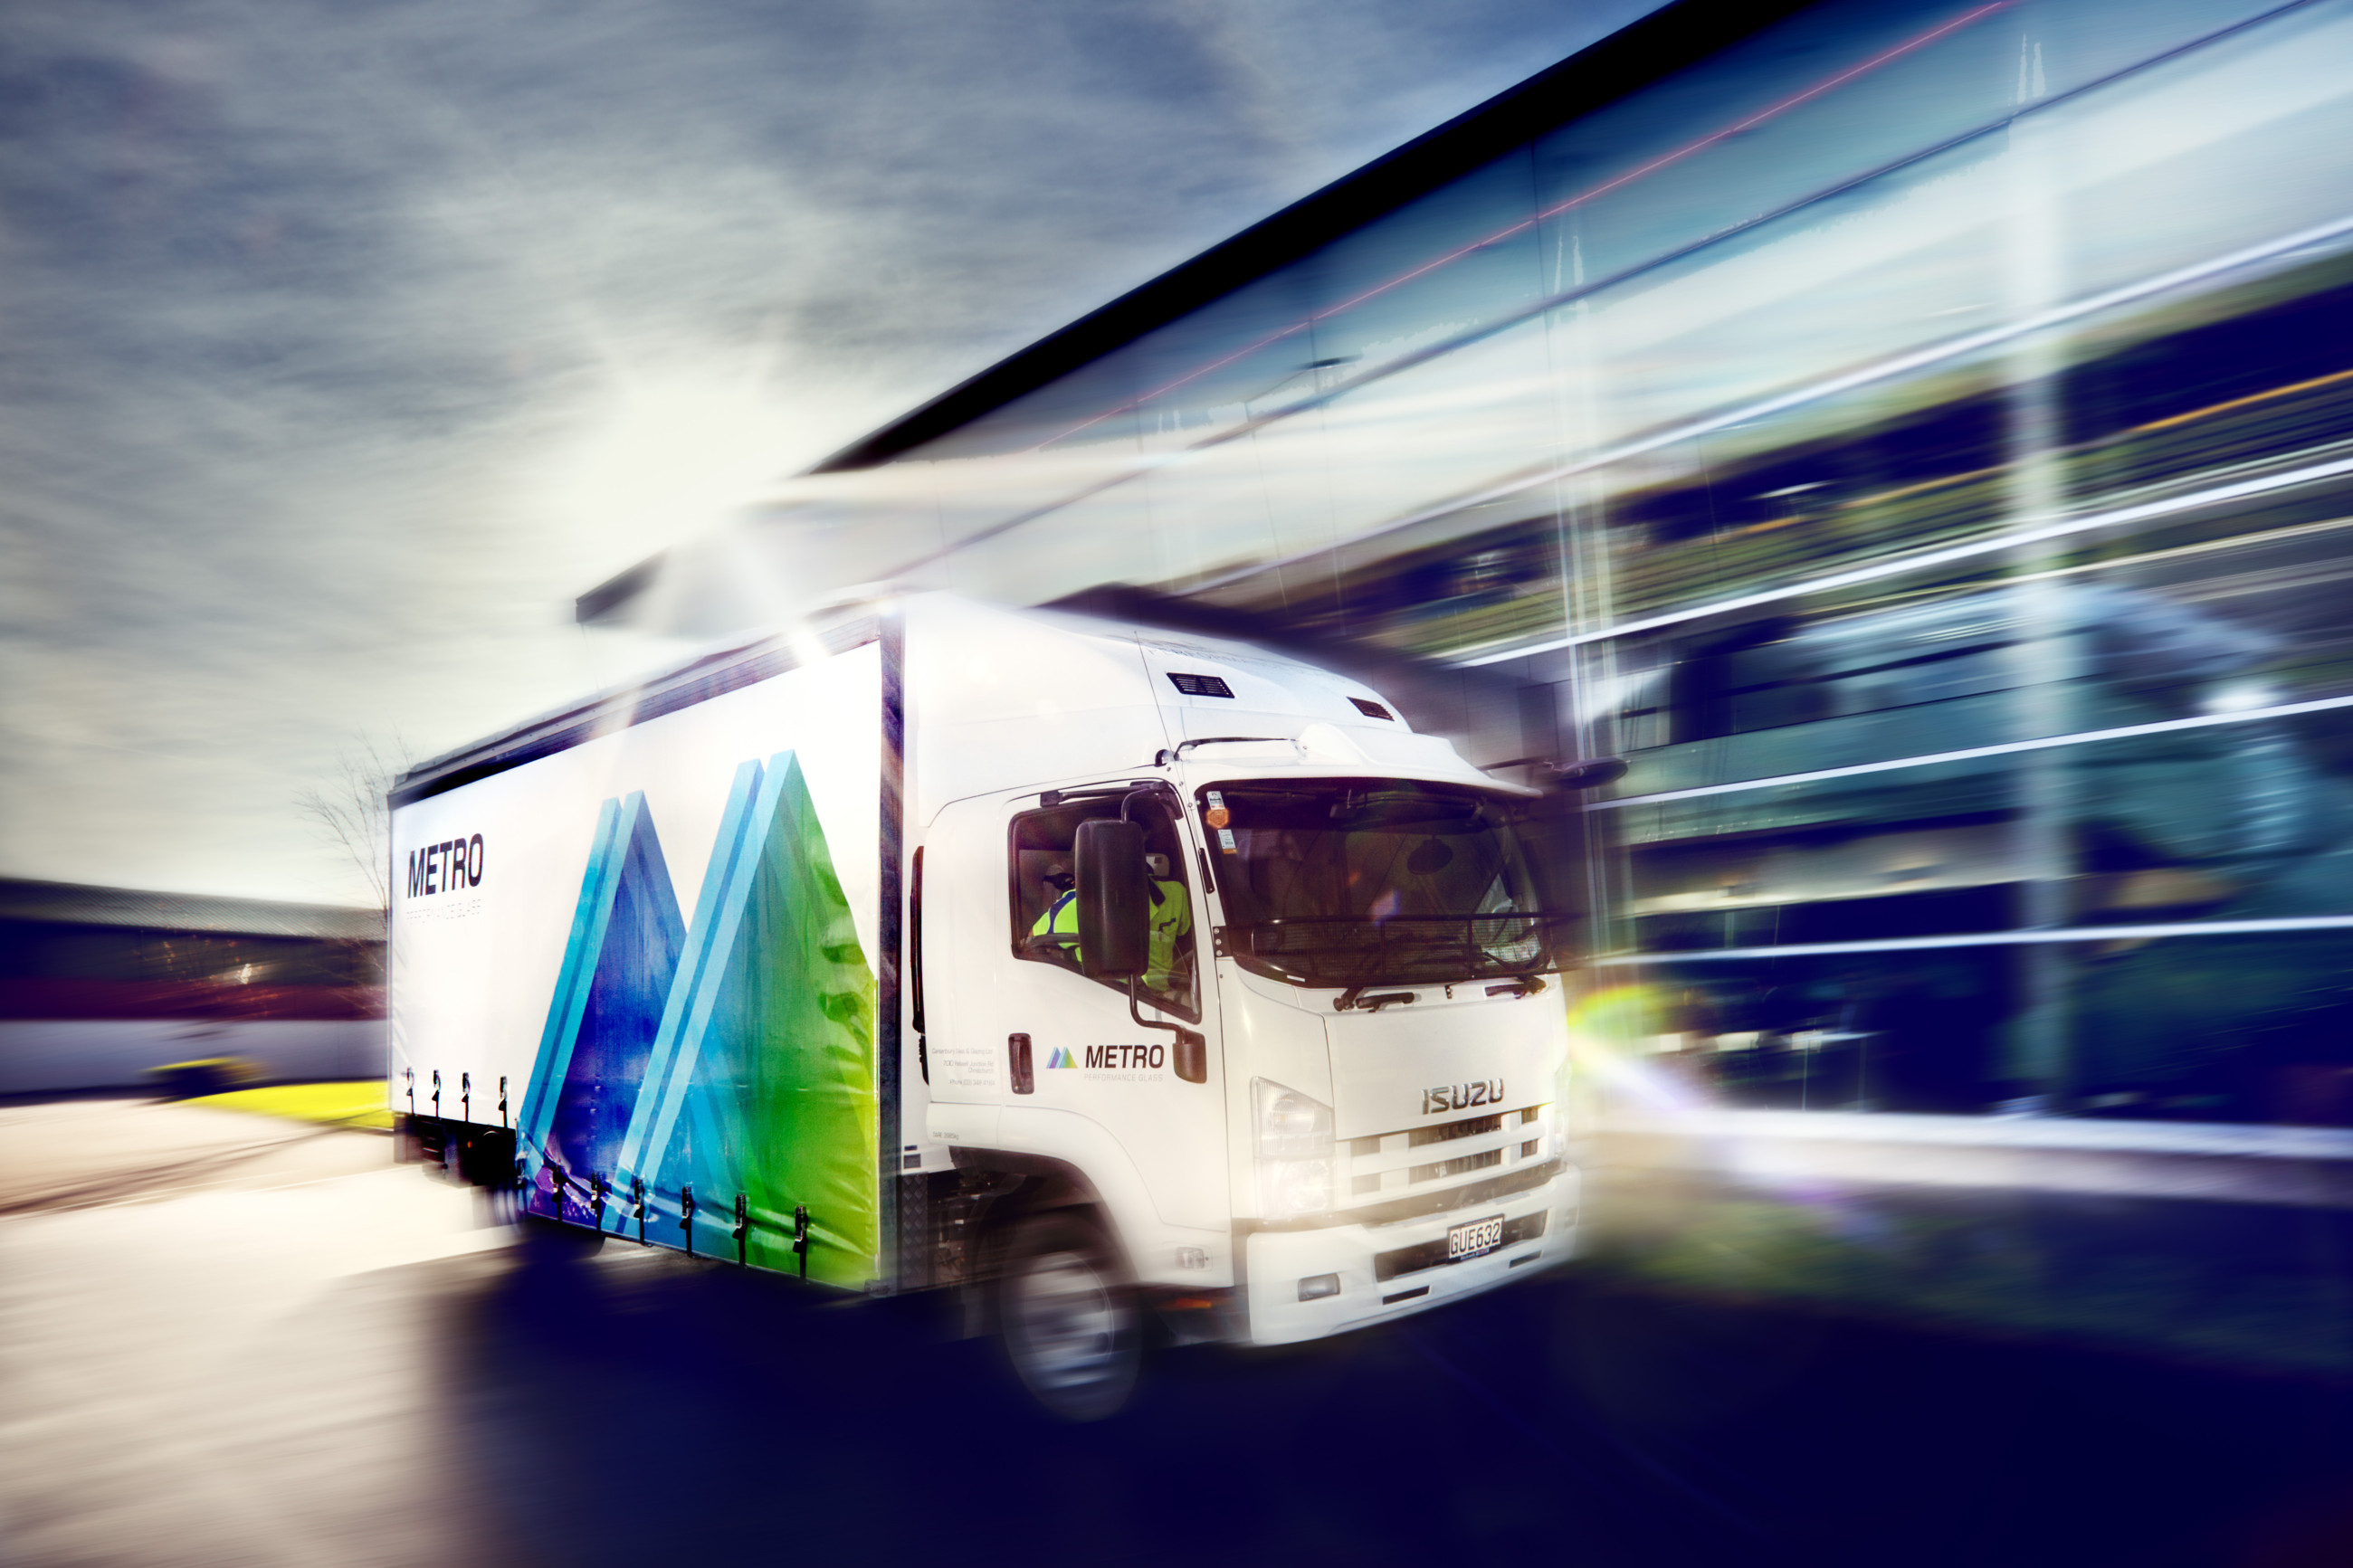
xmin=1053 ymin=1044 xmax=1167 ymax=1074
xmin=408 ymin=834 xmax=483 ymax=898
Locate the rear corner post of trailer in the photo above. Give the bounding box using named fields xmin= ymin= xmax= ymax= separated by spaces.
xmin=388 ymin=594 xmax=1606 ymax=1417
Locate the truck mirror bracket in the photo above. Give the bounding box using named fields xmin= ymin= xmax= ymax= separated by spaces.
xmin=1482 ymin=755 xmax=1629 ymax=791
xmin=1129 ymin=980 xmax=1208 ymax=1083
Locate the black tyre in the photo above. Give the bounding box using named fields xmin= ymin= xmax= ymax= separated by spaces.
xmin=996 ymin=1212 xmax=1139 ymax=1421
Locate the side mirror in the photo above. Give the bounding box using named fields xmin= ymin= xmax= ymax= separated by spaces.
xmin=1073 ymin=818 xmax=1149 ymax=980
xmin=1546 ymin=756 xmax=1627 ymax=791
xmin=1483 ymin=755 xmax=1626 ymax=795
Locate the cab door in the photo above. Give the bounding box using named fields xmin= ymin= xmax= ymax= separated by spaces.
xmin=922 ymin=784 xmax=1228 ymax=1234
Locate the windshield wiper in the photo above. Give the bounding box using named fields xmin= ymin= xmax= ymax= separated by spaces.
xmin=1333 ymin=986 xmax=1418 ymax=1013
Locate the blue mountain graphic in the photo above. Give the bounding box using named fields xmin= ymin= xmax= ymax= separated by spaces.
xmin=517 ymin=792 xmax=684 ymax=1227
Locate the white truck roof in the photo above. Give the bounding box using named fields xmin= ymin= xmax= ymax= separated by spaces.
xmin=395 ymin=593 xmax=1494 ymax=817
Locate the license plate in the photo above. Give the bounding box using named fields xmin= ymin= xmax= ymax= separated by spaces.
xmin=1447 ymin=1213 xmax=1506 ymax=1261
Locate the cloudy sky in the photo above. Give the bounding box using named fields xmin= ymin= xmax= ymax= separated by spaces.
xmin=0 ymin=0 xmax=1654 ymax=907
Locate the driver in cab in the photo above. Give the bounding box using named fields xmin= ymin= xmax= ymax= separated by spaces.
xmin=1030 ymin=853 xmax=1191 ymax=994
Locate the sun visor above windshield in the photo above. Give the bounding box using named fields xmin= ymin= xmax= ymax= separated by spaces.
xmin=1342 ymin=726 xmax=1481 ymax=778
xmin=1175 ymin=722 xmax=1481 ymax=780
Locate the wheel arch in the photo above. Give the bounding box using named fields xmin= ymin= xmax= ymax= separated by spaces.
xmin=949 ymin=1148 xmax=1138 ymax=1298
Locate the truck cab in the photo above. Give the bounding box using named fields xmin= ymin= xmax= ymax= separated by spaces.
xmin=904 ymin=598 xmax=1585 ymax=1411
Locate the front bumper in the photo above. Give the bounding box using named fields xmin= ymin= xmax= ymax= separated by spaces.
xmin=1242 ymin=1167 xmax=1579 ymax=1346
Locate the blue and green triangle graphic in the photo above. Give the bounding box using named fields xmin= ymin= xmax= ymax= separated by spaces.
xmin=518 ymin=753 xmax=876 ymax=1285
xmin=516 ymin=792 xmax=684 ymax=1226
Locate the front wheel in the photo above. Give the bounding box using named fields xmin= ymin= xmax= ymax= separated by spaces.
xmin=997 ymin=1212 xmax=1139 ymax=1421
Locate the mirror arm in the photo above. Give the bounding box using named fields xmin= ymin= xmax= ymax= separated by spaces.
xmin=1131 ymin=977 xmax=1210 ymax=1085
xmin=1129 ymin=976 xmax=1202 ymax=1045
xmin=1482 ymin=755 xmax=1628 ymax=792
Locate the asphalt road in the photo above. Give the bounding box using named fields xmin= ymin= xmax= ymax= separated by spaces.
xmin=5 ymin=1098 xmax=2353 ymax=1568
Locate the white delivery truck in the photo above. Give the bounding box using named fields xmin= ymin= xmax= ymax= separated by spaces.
xmin=391 ymin=594 xmax=1603 ymax=1416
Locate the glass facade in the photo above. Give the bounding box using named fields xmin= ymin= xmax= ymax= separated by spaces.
xmin=770 ymin=0 xmax=2353 ymax=1125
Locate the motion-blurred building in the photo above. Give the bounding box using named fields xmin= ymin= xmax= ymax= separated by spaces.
xmin=561 ymin=0 xmax=2353 ymax=1370
xmin=0 ymin=879 xmax=384 ymax=1095
xmin=586 ymin=0 xmax=2353 ymax=1143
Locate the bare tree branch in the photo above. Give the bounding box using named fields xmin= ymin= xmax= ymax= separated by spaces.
xmin=294 ymin=736 xmax=412 ymax=913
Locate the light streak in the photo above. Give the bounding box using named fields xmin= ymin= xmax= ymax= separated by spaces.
xmin=1590 ymin=917 xmax=2353 ymax=964
xmin=2129 ymin=363 xmax=2353 ymax=434
xmin=1027 ymin=4 xmax=2015 ymax=454
xmin=882 ymin=0 xmax=2330 ymax=588
xmin=1592 ymin=689 xmax=2353 ymax=811
xmin=1455 ymin=434 xmax=2353 ymax=665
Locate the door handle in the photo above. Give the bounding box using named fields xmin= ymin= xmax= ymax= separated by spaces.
xmin=1008 ymin=1032 xmax=1034 ymax=1095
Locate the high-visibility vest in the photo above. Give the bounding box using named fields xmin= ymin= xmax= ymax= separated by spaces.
xmin=1029 ymin=881 xmax=1193 ymax=993
xmin=1032 ymin=889 xmax=1081 ymax=965
xmin=1145 ymin=879 xmax=1192 ymax=994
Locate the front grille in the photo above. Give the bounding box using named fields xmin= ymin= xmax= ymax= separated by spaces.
xmin=1352 ymin=1112 xmax=1508 ymax=1161
xmin=1410 ymin=1148 xmax=1501 ymax=1184
xmin=1375 ymin=1212 xmax=1548 ymax=1282
xmin=1271 ymin=1159 xmax=1561 ymax=1230
xmin=1412 ymin=1114 xmax=1500 ymax=1147
xmin=1338 ymin=1102 xmax=1555 ymax=1213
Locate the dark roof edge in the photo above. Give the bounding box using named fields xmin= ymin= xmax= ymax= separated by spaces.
xmin=809 ymin=0 xmax=1808 ymax=473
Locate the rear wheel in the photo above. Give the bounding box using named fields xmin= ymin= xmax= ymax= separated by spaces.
xmin=997 ymin=1212 xmax=1138 ymax=1421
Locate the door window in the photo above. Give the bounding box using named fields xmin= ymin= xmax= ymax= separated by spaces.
xmin=1008 ymin=790 xmax=1199 ymax=1021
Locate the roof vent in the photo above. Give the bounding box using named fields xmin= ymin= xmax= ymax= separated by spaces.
xmin=1349 ymin=697 xmax=1394 ymax=720
xmin=1168 ymin=672 xmax=1234 ymax=698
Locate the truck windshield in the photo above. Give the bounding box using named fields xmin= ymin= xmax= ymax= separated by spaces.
xmin=1199 ymin=778 xmax=1568 ymax=988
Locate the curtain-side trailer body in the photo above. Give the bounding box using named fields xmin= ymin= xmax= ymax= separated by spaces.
xmin=391 ymin=594 xmax=1584 ymax=1413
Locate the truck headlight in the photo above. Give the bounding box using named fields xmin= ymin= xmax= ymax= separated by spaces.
xmin=1253 ymin=1079 xmax=1334 ymax=1220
